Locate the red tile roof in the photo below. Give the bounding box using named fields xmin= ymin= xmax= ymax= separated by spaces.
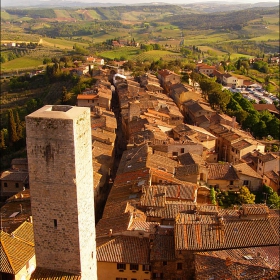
xmin=208 ymin=163 xmax=239 ymax=180
xmin=97 ymin=236 xmax=150 ymax=264
xmin=233 ymin=163 xmax=262 ymax=179
xmin=175 ymin=208 xmax=279 ymax=251
xmin=195 ymin=246 xmax=279 ymax=280
xmin=1 ymin=222 xmax=34 ymax=274
xmin=31 ymin=267 xmax=81 ymax=280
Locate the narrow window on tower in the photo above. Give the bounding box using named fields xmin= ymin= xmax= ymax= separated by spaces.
xmin=54 ymin=219 xmax=57 ymax=229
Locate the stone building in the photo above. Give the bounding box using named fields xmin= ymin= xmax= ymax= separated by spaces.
xmin=26 ymin=105 xmax=97 ymax=279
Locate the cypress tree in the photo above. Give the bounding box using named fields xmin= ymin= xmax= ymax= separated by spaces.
xmin=15 ymin=110 xmax=23 ymax=140
xmin=8 ymin=109 xmax=18 ymax=144
xmin=0 ymin=129 xmax=6 ymax=149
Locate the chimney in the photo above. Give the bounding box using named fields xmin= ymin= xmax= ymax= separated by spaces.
xmin=29 ymin=216 xmax=33 ymax=223
xmin=232 ymin=116 xmax=236 ymax=128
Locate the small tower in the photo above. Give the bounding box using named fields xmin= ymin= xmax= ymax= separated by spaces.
xmin=26 ymin=105 xmax=97 ymax=279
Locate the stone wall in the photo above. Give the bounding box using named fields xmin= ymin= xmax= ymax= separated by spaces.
xmin=26 ymin=105 xmax=97 ymax=279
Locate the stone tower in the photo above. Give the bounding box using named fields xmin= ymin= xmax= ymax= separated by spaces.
xmin=26 ymin=105 xmax=97 ymax=279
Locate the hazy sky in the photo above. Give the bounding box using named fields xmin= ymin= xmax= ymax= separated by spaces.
xmin=39 ymin=0 xmax=279 ymax=2
xmin=1 ymin=0 xmax=279 ymax=7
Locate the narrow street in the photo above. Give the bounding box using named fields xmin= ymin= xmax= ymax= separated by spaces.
xmin=95 ymin=85 xmax=127 ymax=223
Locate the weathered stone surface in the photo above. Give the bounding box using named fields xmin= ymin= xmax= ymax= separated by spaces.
xmin=26 ymin=105 xmax=97 ymax=279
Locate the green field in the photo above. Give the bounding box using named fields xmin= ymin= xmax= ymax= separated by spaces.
xmin=41 ymin=38 xmax=89 ymax=49
xmin=99 ymin=47 xmax=183 ymax=61
xmin=99 ymin=47 xmax=140 ymax=60
xmin=1 ymin=57 xmax=44 ymax=71
xmin=133 ymin=50 xmax=182 ymax=62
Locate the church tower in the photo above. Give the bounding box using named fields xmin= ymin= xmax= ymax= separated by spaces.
xmin=26 ymin=105 xmax=97 ymax=279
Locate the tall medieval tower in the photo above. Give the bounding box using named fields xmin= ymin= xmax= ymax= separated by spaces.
xmin=26 ymin=105 xmax=97 ymax=279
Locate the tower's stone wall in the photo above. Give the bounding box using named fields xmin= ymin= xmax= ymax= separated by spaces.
xmin=26 ymin=105 xmax=97 ymax=279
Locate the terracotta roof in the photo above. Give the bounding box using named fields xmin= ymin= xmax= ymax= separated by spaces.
xmin=97 ymin=236 xmax=150 ymax=264
xmin=0 ymin=170 xmax=28 ymax=182
xmin=147 ymin=153 xmax=178 ymax=174
xmin=1 ymin=190 xmax=32 ymax=233
xmin=11 ymin=157 xmax=28 ymax=166
xmin=141 ymin=185 xmax=166 ymax=207
xmin=77 ymin=94 xmax=98 ymax=100
xmin=128 ymin=118 xmax=149 ymax=135
xmin=233 ymin=163 xmax=262 ymax=179
xmin=241 ymin=204 xmax=269 ymax=215
xmin=232 ymin=139 xmax=252 ymax=150
xmin=1 ymin=221 xmax=34 ymax=274
xmin=31 ymin=267 xmax=81 ymax=280
xmin=113 ymin=168 xmax=151 ymax=187
xmin=146 ymin=202 xmax=196 ymax=219
xmin=195 ymin=246 xmax=279 ymax=280
xmin=141 ymin=184 xmax=197 ymax=207
xmin=187 ymin=101 xmax=215 ymax=114
xmin=158 ymin=69 xmax=179 ymax=78
xmin=259 ymin=153 xmax=278 ymax=163
xmin=91 ymin=127 xmax=116 ymax=143
xmin=175 ymin=209 xmax=279 ymax=251
xmin=175 ymin=164 xmax=199 ymax=179
xmin=264 ymin=170 xmax=279 ymax=184
xmin=96 ymin=212 xmax=131 ymax=237
xmin=117 ymin=144 xmax=149 ymax=175
xmin=195 ymin=114 xmax=210 ymax=125
xmin=209 ymin=123 xmax=253 ymax=140
xmin=253 ymin=104 xmax=279 ymax=114
xmin=178 ymin=153 xmax=206 ymax=166
xmin=128 ymin=220 xmax=159 ymax=232
xmin=208 ymin=163 xmax=239 ymax=180
xmin=150 ymin=168 xmax=184 ymax=185
xmin=147 ymin=108 xmax=170 ymax=119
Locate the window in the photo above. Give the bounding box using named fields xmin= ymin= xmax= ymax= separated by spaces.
xmin=153 ymin=273 xmax=163 ymax=279
xmin=142 ymin=264 xmax=150 ymax=271
xmin=4 ymin=182 xmax=8 ymax=187
xmin=163 ymin=261 xmax=167 ymax=266
xmin=230 ymin=181 xmax=233 ymax=185
xmin=181 ymin=148 xmax=184 ymax=153
xmin=130 ymin=264 xmax=139 ymax=271
xmin=172 ymin=152 xmax=178 ymax=157
xmin=177 ymin=263 xmax=183 ymax=270
xmin=117 ymin=263 xmax=126 ymax=270
xmin=15 ymin=183 xmax=19 ymax=188
xmin=53 ymin=219 xmax=57 ymax=229
xmin=243 ymin=180 xmax=249 ymax=186
xmin=116 ymin=278 xmax=127 ymax=280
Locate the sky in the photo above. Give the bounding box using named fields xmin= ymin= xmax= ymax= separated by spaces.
xmin=1 ymin=0 xmax=278 ymax=7
xmin=4 ymin=0 xmax=278 ymax=6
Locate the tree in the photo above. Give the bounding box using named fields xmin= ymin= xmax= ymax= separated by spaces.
xmin=208 ymin=89 xmax=230 ymax=111
xmin=210 ymin=187 xmax=216 ymax=205
xmin=234 ymin=110 xmax=248 ymax=125
xmin=15 ymin=110 xmax=23 ymax=140
xmin=0 ymin=129 xmax=7 ymax=150
xmin=238 ymin=186 xmax=255 ymax=204
xmin=8 ymin=109 xmax=19 ymax=144
xmin=61 ymin=86 xmax=71 ymax=104
xmin=26 ymin=98 xmax=38 ymax=114
xmin=262 ymin=185 xmax=280 ymax=208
